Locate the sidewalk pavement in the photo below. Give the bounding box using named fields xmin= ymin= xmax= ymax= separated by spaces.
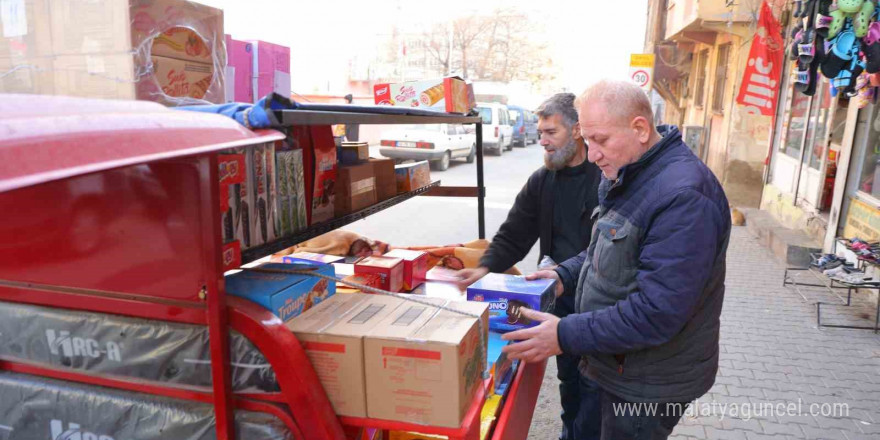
xmin=527 ymin=226 xmax=880 ymax=440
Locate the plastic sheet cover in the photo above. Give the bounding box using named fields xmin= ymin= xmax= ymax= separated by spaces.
xmin=0 ymin=301 xmax=279 ymax=393
xmin=0 ymin=371 xmax=292 ymax=440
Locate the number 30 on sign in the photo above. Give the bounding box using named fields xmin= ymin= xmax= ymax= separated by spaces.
xmin=629 ymin=54 xmax=655 ymax=92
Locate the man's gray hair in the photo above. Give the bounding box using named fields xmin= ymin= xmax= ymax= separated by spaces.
xmin=575 ymin=79 xmax=654 ymax=124
xmin=535 ymin=93 xmax=578 ymax=130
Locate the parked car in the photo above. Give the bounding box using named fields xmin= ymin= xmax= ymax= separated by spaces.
xmin=379 ymin=124 xmax=476 ymax=171
xmin=507 ymin=105 xmax=538 ymax=147
xmin=475 ymin=102 xmax=514 ymax=155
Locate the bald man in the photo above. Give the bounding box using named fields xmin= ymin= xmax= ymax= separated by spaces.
xmin=502 ymin=80 xmax=731 ymax=440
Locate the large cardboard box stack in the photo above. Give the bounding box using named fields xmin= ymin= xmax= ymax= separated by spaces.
xmin=288 ymin=294 xmax=488 ymax=427
xmin=0 ymin=0 xmax=226 ymax=105
xmin=365 ymin=299 xmax=488 ymax=427
xmin=249 ymin=40 xmax=290 ymax=101
xmin=287 ymin=293 xmax=402 ymax=417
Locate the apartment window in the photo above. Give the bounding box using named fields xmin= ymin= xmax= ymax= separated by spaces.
xmin=694 ymin=49 xmax=709 ymax=107
xmin=712 ymin=44 xmax=732 ymax=112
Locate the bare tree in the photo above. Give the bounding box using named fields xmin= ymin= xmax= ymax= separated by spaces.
xmin=423 ymin=23 xmax=452 ymax=75
xmin=452 ymin=15 xmax=488 ymax=78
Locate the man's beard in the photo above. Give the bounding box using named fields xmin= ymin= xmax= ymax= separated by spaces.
xmin=544 ymin=138 xmax=579 ymax=170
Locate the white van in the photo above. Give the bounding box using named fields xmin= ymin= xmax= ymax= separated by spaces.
xmin=475 ymin=102 xmax=514 ymax=155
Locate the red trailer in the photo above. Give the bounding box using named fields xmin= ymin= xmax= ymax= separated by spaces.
xmin=0 ymin=94 xmax=545 ymax=440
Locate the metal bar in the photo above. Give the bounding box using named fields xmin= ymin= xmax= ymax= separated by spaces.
xmin=422 ymin=186 xmax=481 ymax=197
xmin=241 ymin=181 xmax=440 ymax=263
xmin=476 ymin=122 xmax=486 ymax=239
xmin=201 ymin=155 xmax=234 ymax=440
xmin=278 ymin=110 xmax=481 ymax=126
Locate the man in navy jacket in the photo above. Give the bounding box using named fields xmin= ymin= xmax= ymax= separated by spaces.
xmin=503 ymin=80 xmax=730 ymax=439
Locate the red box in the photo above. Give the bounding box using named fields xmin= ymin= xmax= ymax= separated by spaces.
xmin=355 ymin=256 xmax=404 ymax=293
xmin=383 ymin=249 xmax=427 ymax=291
xmin=222 ymin=241 xmax=242 ymax=272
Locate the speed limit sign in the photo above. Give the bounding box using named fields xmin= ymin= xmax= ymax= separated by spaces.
xmin=629 ymin=54 xmax=655 ymax=92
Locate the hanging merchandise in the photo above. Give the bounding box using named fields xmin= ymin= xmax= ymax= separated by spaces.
xmin=793 ymin=0 xmax=826 ymax=95
xmin=739 ymin=1 xmax=786 ymax=113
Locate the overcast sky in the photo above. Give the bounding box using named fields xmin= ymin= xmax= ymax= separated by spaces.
xmin=193 ymin=0 xmax=648 ymax=98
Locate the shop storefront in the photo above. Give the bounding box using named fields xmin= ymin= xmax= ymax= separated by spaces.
xmin=765 ymin=71 xmax=845 ymax=246
xmin=835 ymin=100 xmax=880 ymax=244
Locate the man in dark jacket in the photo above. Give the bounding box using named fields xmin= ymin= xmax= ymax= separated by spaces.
xmin=457 ymin=93 xmax=602 ymax=440
xmin=503 ymin=80 xmax=730 ymax=440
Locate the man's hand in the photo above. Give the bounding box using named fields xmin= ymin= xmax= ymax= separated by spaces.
xmin=501 ymin=309 xmax=562 ymax=363
xmin=455 ymin=267 xmax=489 ymax=291
xmin=526 ymin=270 xmax=564 ymax=297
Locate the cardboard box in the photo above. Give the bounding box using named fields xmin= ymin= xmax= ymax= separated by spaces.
xmin=274 ymin=149 xmax=307 ymax=236
xmin=2 ymin=0 xmax=226 ymax=104
xmin=373 ymin=77 xmax=473 ymax=114
xmin=355 ymin=256 xmax=404 ymax=293
xmin=340 ymin=142 xmax=369 ymax=165
xmin=248 ymin=143 xmax=278 ymax=247
xmin=225 ymin=34 xmax=253 ymax=103
xmin=218 ymin=153 xmax=246 ymax=244
xmin=249 ymin=40 xmax=290 ymax=100
xmin=364 ymin=299 xmax=489 ymax=427
xmin=150 ymin=55 xmax=215 ymax=100
xmin=466 ymin=273 xmax=556 ymax=332
xmin=383 ymin=249 xmax=428 ymax=291
xmin=307 ymin=126 xmax=338 ymax=225
xmin=0 ymin=0 xmax=53 ymax=59
xmin=369 ymin=158 xmax=397 ymax=201
xmin=336 ymin=163 xmax=377 ymax=216
xmin=221 ymin=240 xmax=241 ymax=272
xmin=338 ymin=273 xmax=384 ymax=293
xmin=225 ymin=262 xmax=335 ymax=322
xmin=0 ymin=56 xmax=54 ymax=94
xmin=52 ymin=53 xmax=138 ymax=100
xmin=395 ymin=161 xmax=431 ymax=193
xmin=287 ymin=293 xmax=404 ymax=417
xmin=283 ymin=252 xmax=345 ymax=265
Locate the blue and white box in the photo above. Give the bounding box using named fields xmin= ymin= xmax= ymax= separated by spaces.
xmin=225 ymin=262 xmax=336 ymax=322
xmin=466 ymin=273 xmax=556 ymax=332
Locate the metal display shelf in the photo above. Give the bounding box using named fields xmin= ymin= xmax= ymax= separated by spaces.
xmin=278 ymin=108 xmax=483 ymax=126
xmin=241 ymin=181 xmax=441 ymax=263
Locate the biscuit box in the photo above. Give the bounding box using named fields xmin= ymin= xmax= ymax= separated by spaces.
xmin=466 ymin=273 xmax=556 ymax=332
xmin=355 ymin=256 xmax=404 ymax=293
xmin=225 ymin=262 xmax=335 ymax=322
xmin=372 ymin=76 xmax=474 ymax=114
xmin=287 ymin=293 xmax=405 ymax=418
xmin=282 ymin=252 xmax=344 ymax=265
xmin=395 ymin=161 xmax=431 ymax=193
xmin=382 ymin=249 xmax=428 ymax=291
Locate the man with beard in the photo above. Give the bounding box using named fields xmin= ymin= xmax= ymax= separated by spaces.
xmin=456 ymin=93 xmax=603 ymax=440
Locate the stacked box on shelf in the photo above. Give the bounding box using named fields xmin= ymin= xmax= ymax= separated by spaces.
xmin=373 ymin=76 xmax=475 ymax=114
xmin=336 ymin=162 xmax=377 ymax=216
xmin=249 ymin=40 xmax=290 ymax=101
xmin=224 ymin=34 xmax=254 ymax=103
xmin=395 ymin=160 xmax=432 ymax=193
xmin=0 ymin=0 xmax=226 ymax=105
xmin=275 ymin=149 xmax=308 ymax=237
xmin=370 ymin=158 xmax=397 ymax=201
xmin=219 ymin=153 xmax=246 ymax=270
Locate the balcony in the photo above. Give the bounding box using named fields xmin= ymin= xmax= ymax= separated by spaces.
xmin=665 ymin=0 xmax=755 ymax=42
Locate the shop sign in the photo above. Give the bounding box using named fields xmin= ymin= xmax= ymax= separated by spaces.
xmin=842 ymin=197 xmax=880 ymax=240
xmin=736 ymin=1 xmax=784 ymax=118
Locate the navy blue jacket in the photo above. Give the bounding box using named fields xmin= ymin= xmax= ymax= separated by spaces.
xmin=554 ymin=126 xmax=731 ymax=403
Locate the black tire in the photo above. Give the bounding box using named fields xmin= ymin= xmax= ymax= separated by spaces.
xmin=504 ymin=137 xmax=513 ymax=151
xmin=466 ymin=144 xmax=476 ymax=163
xmin=432 ymin=151 xmax=451 ymax=171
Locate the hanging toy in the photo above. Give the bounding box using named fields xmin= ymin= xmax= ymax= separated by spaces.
xmin=828 ymin=0 xmax=875 ymax=39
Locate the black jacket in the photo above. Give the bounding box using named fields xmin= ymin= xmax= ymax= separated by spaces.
xmin=480 ymin=162 xmax=601 ymax=311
